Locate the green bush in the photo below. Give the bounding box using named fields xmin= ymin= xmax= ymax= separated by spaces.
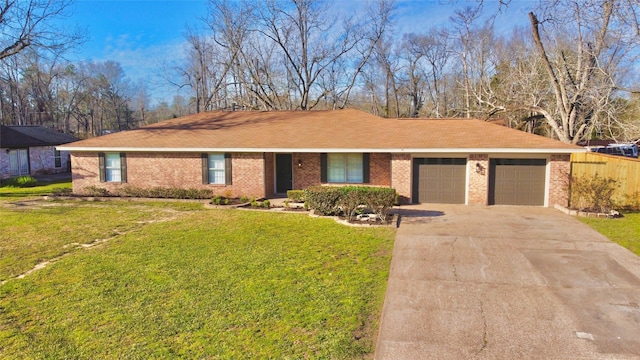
xmin=52 ymin=187 xmax=72 ymax=196
xmin=212 ymin=195 xmax=224 ymax=205
xmin=304 ymin=186 xmax=396 ymax=220
xmin=82 ymin=186 xmax=110 ymax=197
xmin=2 ymin=176 xmax=38 ymax=188
xmin=111 ymin=186 xmax=213 ymax=199
xmin=286 ymin=190 xmax=306 ymax=202
xmin=304 ymin=186 xmax=342 ymax=215
xmin=338 ymin=186 xmax=397 ymax=221
xmin=570 ymin=173 xmax=619 ymax=213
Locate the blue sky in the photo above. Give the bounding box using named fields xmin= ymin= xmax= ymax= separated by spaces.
xmin=67 ymin=0 xmax=535 ymax=105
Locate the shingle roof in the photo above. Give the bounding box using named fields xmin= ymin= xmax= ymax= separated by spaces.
xmin=1 ymin=125 xmax=78 ymax=148
xmin=58 ymin=109 xmax=581 ymax=153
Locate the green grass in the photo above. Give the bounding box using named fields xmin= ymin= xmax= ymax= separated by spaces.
xmin=580 ymin=213 xmax=640 ymax=256
xmin=0 ymin=201 xmax=395 ymax=359
xmin=0 ymin=180 xmax=72 ymax=201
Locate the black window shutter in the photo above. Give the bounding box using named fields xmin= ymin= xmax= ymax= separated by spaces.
xmin=363 ymin=153 xmax=370 ymax=184
xmin=201 ymin=153 xmax=209 ymax=184
xmin=320 ymin=153 xmax=327 ymax=183
xmin=98 ymin=152 xmax=106 ymax=182
xmin=120 ymin=153 xmax=127 ymax=183
xmin=225 ymin=153 xmax=232 ymax=185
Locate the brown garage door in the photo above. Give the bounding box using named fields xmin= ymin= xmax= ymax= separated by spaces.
xmin=413 ymin=158 xmax=466 ymax=204
xmin=489 ymin=159 xmax=546 ymax=205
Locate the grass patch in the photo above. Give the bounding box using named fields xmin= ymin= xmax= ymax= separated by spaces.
xmin=0 ymin=181 xmax=72 ymax=201
xmin=0 ymin=201 xmax=199 ymax=282
xmin=0 ymin=203 xmax=394 ymax=358
xmin=579 ymin=212 xmax=640 ymax=256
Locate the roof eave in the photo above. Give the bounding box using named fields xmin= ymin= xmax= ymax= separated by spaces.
xmin=56 ymin=146 xmax=584 ymax=154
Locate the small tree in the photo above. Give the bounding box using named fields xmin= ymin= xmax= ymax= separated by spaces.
xmin=570 ymin=173 xmax=619 ymax=213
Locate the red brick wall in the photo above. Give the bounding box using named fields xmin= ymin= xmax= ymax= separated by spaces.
xmin=549 ymin=154 xmax=571 ymax=207
xmin=391 ymin=154 xmax=412 ymax=204
xmin=468 ymin=154 xmax=488 ymax=205
xmin=370 ymin=153 xmax=391 ymax=186
xmin=71 ymin=152 xmax=266 ymax=198
xmin=291 ymin=152 xmax=391 ymax=190
xmin=264 ymin=153 xmax=275 ymax=197
xmin=292 ymin=153 xmax=321 ymax=190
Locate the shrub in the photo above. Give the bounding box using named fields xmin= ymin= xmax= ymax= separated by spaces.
xmin=52 ymin=187 xmax=72 ymax=196
xmin=212 ymin=195 xmax=224 ymax=205
xmin=82 ymin=186 xmax=110 ymax=197
xmin=286 ymin=190 xmax=306 ymax=202
xmin=2 ymin=176 xmax=38 ymax=188
xmin=263 ymin=199 xmax=270 ymax=208
xmin=337 ymin=186 xmax=396 ymax=221
xmin=304 ymin=186 xmax=342 ymax=215
xmin=361 ymin=187 xmax=396 ymax=221
xmin=304 ymin=186 xmax=396 ymax=220
xmin=111 ymin=186 xmax=213 ymax=199
xmin=570 ymin=173 xmax=619 ymax=213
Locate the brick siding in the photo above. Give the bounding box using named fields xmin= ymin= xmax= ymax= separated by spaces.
xmin=292 ymin=153 xmax=321 ymax=190
xmin=0 ymin=146 xmax=70 ymax=179
xmin=391 ymin=154 xmax=412 ymax=204
xmin=71 ymin=152 xmax=266 ymax=198
xmin=468 ymin=154 xmax=489 ymax=205
xmin=549 ymin=154 xmax=571 ymax=206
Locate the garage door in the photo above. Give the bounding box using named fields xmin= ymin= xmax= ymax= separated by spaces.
xmin=489 ymin=159 xmax=546 ymax=205
xmin=413 ymin=158 xmax=466 ymax=204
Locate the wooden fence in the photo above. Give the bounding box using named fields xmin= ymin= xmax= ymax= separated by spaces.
xmin=571 ymin=152 xmax=640 ymax=204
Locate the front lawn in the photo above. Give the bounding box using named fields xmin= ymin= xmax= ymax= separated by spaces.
xmin=0 ymin=201 xmax=395 ymax=359
xmin=0 ymin=180 xmax=71 ymax=201
xmin=580 ymin=213 xmax=640 ymax=256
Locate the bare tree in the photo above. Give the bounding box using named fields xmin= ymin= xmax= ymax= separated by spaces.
xmin=0 ymin=0 xmax=84 ymax=60
xmin=481 ymin=0 xmax=640 ymax=144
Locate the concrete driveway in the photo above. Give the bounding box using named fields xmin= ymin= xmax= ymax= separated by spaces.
xmin=375 ymin=205 xmax=640 ymax=359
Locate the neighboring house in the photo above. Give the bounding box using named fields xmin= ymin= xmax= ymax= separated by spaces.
xmin=0 ymin=125 xmax=78 ymax=180
xmin=58 ymin=109 xmax=583 ymax=206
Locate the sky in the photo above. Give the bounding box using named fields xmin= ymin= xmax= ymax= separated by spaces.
xmin=66 ymin=0 xmax=535 ymax=106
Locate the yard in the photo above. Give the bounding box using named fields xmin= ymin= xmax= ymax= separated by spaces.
xmin=579 ymin=213 xmax=640 ymax=257
xmin=0 ymin=184 xmax=395 ymax=359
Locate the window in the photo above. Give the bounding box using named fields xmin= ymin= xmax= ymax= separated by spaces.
xmin=202 ymin=153 xmax=232 ymax=185
xmin=105 ymin=153 xmax=122 ymax=182
xmin=99 ymin=152 xmax=127 ymax=183
xmin=327 ymin=153 xmax=364 ymax=183
xmin=207 ymin=154 xmax=225 ymax=184
xmin=54 ymin=149 xmax=62 ymax=168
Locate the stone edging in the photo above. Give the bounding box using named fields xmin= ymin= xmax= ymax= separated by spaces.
xmin=554 ymin=204 xmax=622 ymax=219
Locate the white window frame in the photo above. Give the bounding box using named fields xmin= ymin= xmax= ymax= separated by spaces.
xmin=105 ymin=153 xmax=121 ymax=182
xmin=208 ymin=154 xmax=226 ymax=185
xmin=327 ymin=153 xmax=363 ymax=183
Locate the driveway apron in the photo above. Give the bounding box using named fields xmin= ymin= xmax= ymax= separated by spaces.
xmin=375 ymin=205 xmax=640 ymax=359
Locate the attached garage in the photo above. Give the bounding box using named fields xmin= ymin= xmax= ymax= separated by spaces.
xmin=489 ymin=159 xmax=546 ymax=205
xmin=413 ymin=158 xmax=466 ymax=204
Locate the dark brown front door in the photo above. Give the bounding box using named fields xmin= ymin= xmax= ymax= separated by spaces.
xmin=275 ymin=154 xmax=293 ymax=194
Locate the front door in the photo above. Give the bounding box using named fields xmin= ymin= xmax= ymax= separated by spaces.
xmin=9 ymin=149 xmax=29 ymax=176
xmin=275 ymin=153 xmax=293 ymax=194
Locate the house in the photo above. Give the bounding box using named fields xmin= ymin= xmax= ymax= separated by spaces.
xmin=58 ymin=109 xmax=582 ymax=206
xmin=0 ymin=125 xmax=78 ymax=180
